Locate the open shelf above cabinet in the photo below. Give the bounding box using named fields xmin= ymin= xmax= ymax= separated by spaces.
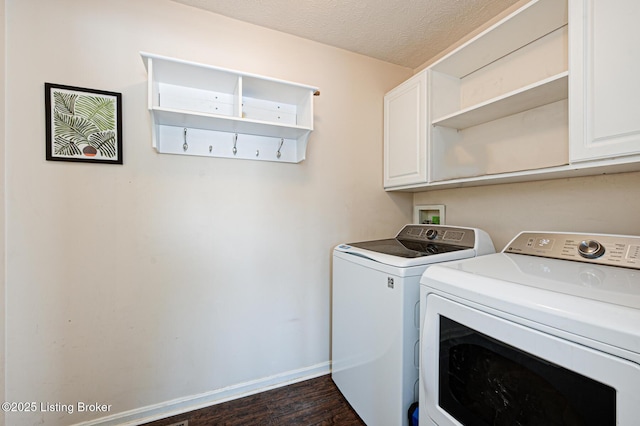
xmin=140 ymin=52 xmax=319 ymax=163
xmin=432 ymin=72 xmax=568 ymax=130
xmin=431 ymin=0 xmax=568 ymax=78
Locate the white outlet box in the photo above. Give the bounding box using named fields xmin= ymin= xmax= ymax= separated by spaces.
xmin=414 ymin=204 xmax=445 ymax=225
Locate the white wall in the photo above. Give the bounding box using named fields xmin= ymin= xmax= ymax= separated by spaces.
xmin=414 ymin=172 xmax=640 ymax=250
xmin=4 ymin=1 xmax=413 ymax=424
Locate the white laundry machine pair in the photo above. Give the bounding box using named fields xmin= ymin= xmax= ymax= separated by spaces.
xmin=419 ymin=231 xmax=640 ymax=426
xmin=331 ymin=224 xmax=495 ymax=426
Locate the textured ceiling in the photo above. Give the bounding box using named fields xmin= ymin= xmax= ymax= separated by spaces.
xmin=171 ymin=0 xmax=522 ymax=68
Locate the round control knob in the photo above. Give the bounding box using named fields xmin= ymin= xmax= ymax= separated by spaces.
xmin=425 ymin=229 xmax=438 ymax=240
xmin=578 ymin=240 xmax=605 ymax=259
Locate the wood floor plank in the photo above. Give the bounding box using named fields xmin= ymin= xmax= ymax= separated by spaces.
xmin=140 ymin=375 xmax=366 ymax=426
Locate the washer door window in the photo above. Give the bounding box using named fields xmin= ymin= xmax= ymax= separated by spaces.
xmin=421 ymin=295 xmax=640 ymax=426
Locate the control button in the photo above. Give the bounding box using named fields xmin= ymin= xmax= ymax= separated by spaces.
xmin=627 ymin=245 xmax=640 ymax=260
xmin=535 ymin=238 xmax=554 ymax=250
xmin=578 ymin=240 xmax=605 ymax=259
xmin=425 ymin=229 xmax=438 ymax=240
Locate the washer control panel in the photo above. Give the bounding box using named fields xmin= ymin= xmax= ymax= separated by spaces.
xmin=505 ymin=232 xmax=640 ymax=269
xmin=396 ymin=225 xmax=476 ymax=248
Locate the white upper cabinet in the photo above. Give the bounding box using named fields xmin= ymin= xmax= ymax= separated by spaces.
xmin=141 ymin=52 xmax=319 ymax=163
xmin=384 ymin=0 xmax=640 ymax=191
xmin=569 ymin=0 xmax=640 ymax=162
xmin=384 ymin=71 xmax=427 ymax=188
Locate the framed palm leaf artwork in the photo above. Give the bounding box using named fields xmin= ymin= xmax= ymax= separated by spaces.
xmin=45 ymin=83 xmax=123 ymax=164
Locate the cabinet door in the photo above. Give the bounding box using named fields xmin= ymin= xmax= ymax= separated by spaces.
xmin=570 ymin=0 xmax=640 ymax=161
xmin=384 ymin=71 xmax=427 ymax=188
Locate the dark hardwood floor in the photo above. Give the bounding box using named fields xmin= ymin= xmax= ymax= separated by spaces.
xmin=140 ymin=375 xmax=366 ymax=426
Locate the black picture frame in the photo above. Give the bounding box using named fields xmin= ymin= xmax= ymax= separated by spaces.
xmin=45 ymin=83 xmax=123 ymax=164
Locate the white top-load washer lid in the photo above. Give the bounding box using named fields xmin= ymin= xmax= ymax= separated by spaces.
xmin=420 ymin=231 xmax=640 ymax=361
xmin=334 ymin=224 xmax=495 ymax=268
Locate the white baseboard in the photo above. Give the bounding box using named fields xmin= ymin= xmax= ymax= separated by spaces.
xmin=73 ymin=362 xmax=331 ymax=426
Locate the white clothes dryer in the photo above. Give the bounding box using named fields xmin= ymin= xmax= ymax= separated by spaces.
xmin=332 ymin=224 xmax=495 ymax=426
xmin=419 ymin=231 xmax=640 ymax=426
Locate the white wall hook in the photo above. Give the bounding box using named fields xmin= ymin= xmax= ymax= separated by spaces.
xmin=277 ymin=138 xmax=284 ymax=159
xmin=233 ymin=133 xmax=238 ymax=155
xmin=183 ymin=128 xmax=188 ymax=151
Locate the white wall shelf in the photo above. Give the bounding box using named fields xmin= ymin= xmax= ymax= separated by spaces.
xmin=141 ymin=52 xmax=319 ymax=163
xmin=151 ymin=107 xmax=313 ymax=140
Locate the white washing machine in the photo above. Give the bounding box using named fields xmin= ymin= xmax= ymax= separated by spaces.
xmin=332 ymin=224 xmax=495 ymax=426
xmin=419 ymin=231 xmax=640 ymax=426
